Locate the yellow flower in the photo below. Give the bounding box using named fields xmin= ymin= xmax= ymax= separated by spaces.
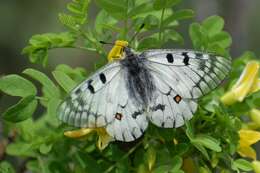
xmin=238 ymin=129 xmax=260 ymax=160
xmin=221 ymin=61 xmax=260 ymax=105
xmin=64 ymin=128 xmax=114 ymax=150
xmin=252 ymin=160 xmax=260 ymax=173
xmin=250 ymin=109 xmax=260 ymax=127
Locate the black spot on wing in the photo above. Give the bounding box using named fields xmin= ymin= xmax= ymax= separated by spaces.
xmin=75 ymin=88 xmax=81 ymax=94
xmin=88 ymin=80 xmax=95 ymax=94
xmin=166 ymin=53 xmax=174 ymax=63
xmin=132 ymin=111 xmax=141 ymax=119
xmin=132 ymin=109 xmax=145 ymax=119
xmin=161 ymin=122 xmax=165 ymax=127
xmin=99 ymin=73 xmax=106 ymax=84
xmin=195 ymin=53 xmax=203 ymax=57
xmin=182 ymin=52 xmax=190 ymax=66
xmin=150 ymin=104 xmax=165 ymax=112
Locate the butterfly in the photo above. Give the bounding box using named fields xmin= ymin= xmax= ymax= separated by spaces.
xmin=57 ymin=40 xmax=231 ymax=142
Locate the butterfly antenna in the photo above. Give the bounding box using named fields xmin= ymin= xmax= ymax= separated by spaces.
xmin=129 ymin=23 xmax=145 ymax=44
xmin=99 ymin=41 xmax=114 ymax=45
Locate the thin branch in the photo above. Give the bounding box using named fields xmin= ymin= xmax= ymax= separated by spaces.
xmin=159 ymin=8 xmax=166 ymax=44
xmin=103 ymin=140 xmax=143 ymax=173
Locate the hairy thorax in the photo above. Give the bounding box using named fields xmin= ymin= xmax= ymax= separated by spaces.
xmin=120 ymin=53 xmax=156 ymax=108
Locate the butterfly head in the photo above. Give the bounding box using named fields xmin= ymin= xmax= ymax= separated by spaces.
xmin=107 ymin=40 xmax=129 ymax=62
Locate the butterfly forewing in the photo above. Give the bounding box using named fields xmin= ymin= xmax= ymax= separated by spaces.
xmin=58 ymin=61 xmax=149 ymax=142
xmin=142 ymin=50 xmax=231 ymax=98
xmin=58 ymin=62 xmax=122 ymax=127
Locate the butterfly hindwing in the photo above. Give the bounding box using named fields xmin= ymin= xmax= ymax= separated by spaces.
xmin=106 ymin=100 xmax=148 ymax=142
xmin=141 ymin=49 xmax=231 ymax=128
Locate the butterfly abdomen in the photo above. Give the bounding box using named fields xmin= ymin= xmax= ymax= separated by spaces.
xmin=121 ymin=55 xmax=156 ymax=107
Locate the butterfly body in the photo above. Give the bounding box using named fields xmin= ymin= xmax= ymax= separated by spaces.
xmin=58 ymin=40 xmax=231 ymax=142
xmin=121 ymin=48 xmax=156 ymax=107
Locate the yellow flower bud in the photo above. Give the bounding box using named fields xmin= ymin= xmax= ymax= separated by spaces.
xmin=250 ymin=109 xmax=260 ymax=127
xmin=64 ymin=128 xmax=94 ymax=138
xmin=221 ymin=61 xmax=260 ymax=105
xmin=96 ymin=128 xmax=114 ymax=150
xmin=239 ymin=129 xmax=260 ymax=147
xmin=147 ymin=147 xmax=156 ymax=171
xmin=252 ymin=160 xmax=260 ymax=173
xmin=238 ymin=145 xmax=256 ymax=160
xmin=64 ymin=127 xmax=113 ymax=150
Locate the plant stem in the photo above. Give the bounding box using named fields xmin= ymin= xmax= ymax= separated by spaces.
xmin=78 ymin=29 xmax=104 ymax=54
xmin=122 ymin=0 xmax=129 ymax=40
xmin=159 ymin=8 xmax=165 ymax=44
xmin=35 ymin=96 xmax=48 ymax=101
xmin=104 ymin=140 xmax=143 ymax=173
xmin=123 ymin=19 xmax=128 ymax=40
xmin=38 ymin=156 xmax=47 ymax=173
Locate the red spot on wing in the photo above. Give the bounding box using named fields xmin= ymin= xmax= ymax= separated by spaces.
xmin=174 ymin=95 xmax=182 ymax=104
xmin=115 ymin=113 xmax=123 ymax=120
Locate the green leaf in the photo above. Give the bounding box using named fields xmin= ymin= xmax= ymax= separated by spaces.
xmin=163 ymin=9 xmax=194 ymax=26
xmin=22 ymin=32 xmax=76 ymax=66
xmin=6 ymin=142 xmax=36 ymax=157
xmin=2 ymin=95 xmax=38 ymax=122
xmin=208 ymin=44 xmax=229 ymax=57
xmin=185 ymin=121 xmax=194 ymax=139
xmin=171 ymin=156 xmax=182 ymax=171
xmin=143 ymin=15 xmax=160 ymax=29
xmin=128 ymin=3 xmax=154 ymax=17
xmin=146 ymin=147 xmax=156 ymax=170
xmin=153 ymin=165 xmax=172 ymax=173
xmin=59 ymin=0 xmax=89 ymax=31
xmin=137 ymin=164 xmax=148 ymax=173
xmin=39 ymin=143 xmax=53 ymax=154
xmin=164 ymin=30 xmax=184 ymax=44
xmin=193 ymin=135 xmax=222 ymax=152
xmin=95 ymin=10 xmax=118 ymax=34
xmin=192 ymin=143 xmax=209 ymax=160
xmin=199 ymin=167 xmax=211 ymax=173
xmin=209 ymin=31 xmax=232 ymax=48
xmin=67 ymin=0 xmax=89 ymax=23
xmin=175 ymin=143 xmax=189 ymax=156
xmin=153 ymin=0 xmax=181 ymax=10
xmin=26 ymin=160 xmax=41 ymax=173
xmin=52 ymin=70 xmax=77 ymax=93
xmin=0 ymin=74 xmax=37 ymax=97
xmin=189 ymin=23 xmax=204 ymax=50
xmin=202 ymin=15 xmax=224 ymax=36
xmin=23 ymin=68 xmax=60 ymax=98
xmin=138 ymin=37 xmax=159 ymax=50
xmin=55 ymin=64 xmax=86 ymax=83
xmin=59 ymin=13 xmax=81 ymax=31
xmin=0 ymin=161 xmax=15 ymax=173
xmin=233 ymin=159 xmax=253 ymax=171
xmin=95 ymin=0 xmax=127 ymax=20
xmin=47 ymin=98 xmax=62 ymax=118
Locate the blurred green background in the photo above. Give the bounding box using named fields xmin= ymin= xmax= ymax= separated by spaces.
xmin=0 ymin=0 xmax=260 ymax=76
xmin=0 ymin=0 xmax=260 ymax=148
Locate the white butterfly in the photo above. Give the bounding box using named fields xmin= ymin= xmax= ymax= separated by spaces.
xmin=57 ymin=40 xmax=231 ymax=142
